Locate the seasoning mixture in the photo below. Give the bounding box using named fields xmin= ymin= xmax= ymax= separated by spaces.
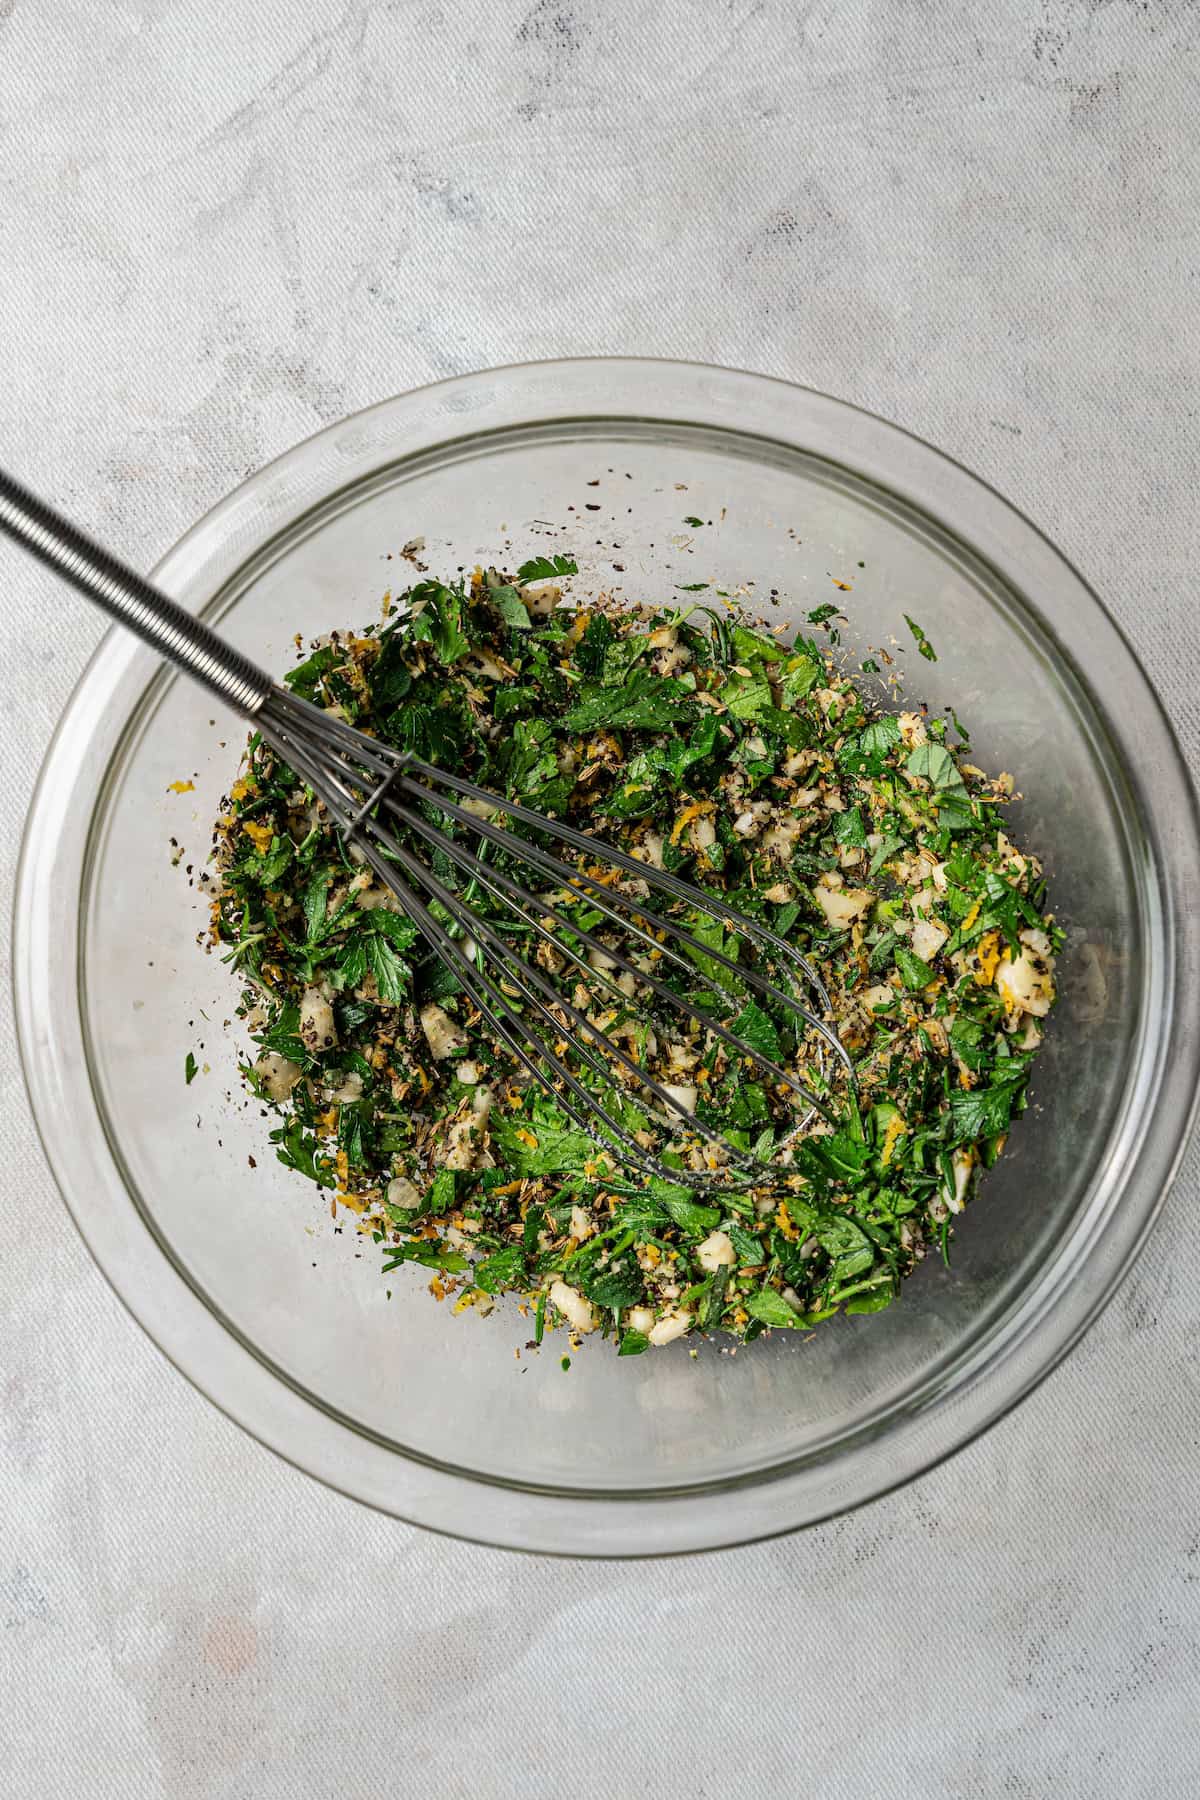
xmin=208 ymin=559 xmax=1058 ymax=1354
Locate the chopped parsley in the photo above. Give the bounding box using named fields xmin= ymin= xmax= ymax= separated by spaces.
xmin=208 ymin=564 xmax=1058 ymax=1354
xmin=904 ymin=614 xmax=938 ymax=662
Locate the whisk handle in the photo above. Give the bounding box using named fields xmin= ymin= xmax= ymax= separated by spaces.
xmin=0 ymin=468 xmax=273 ymax=715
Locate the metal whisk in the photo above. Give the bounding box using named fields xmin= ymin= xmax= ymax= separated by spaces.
xmin=1 ymin=470 xmax=851 ymax=1191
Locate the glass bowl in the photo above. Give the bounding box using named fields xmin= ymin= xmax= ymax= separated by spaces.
xmin=15 ymin=359 xmax=1200 ymax=1556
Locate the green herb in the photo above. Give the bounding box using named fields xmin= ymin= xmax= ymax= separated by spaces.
xmin=474 ymin=1247 xmax=526 ymax=1293
xmin=490 ymin=585 xmax=533 ymax=632
xmin=948 ymin=1067 xmax=1029 ymax=1140
xmin=833 ymin=807 xmax=868 ymax=848
xmin=904 ymin=614 xmax=938 ymax=662
xmin=744 ymin=1288 xmax=803 ymax=1329
xmin=840 ymin=714 xmax=902 ymax=774
xmin=516 ymin=553 xmax=578 ymax=585
xmin=906 ymin=742 xmax=964 ymax=795
xmin=561 ymin=672 xmax=695 ymax=733
xmin=406 ymin=581 xmax=470 ymax=665
xmin=365 ymin=925 xmax=412 ymax=1005
xmin=731 ymin=626 xmax=786 ymax=664
xmin=662 ymin=1195 xmax=722 ymax=1236
xmin=184 ymin=1051 xmax=199 ymax=1085
xmin=491 ymin=1111 xmax=598 ymax=1178
xmin=380 ymin=1241 xmax=469 ymax=1274
xmin=211 ymin=557 xmax=1056 ymax=1357
xmin=271 ymin=1118 xmax=335 ymax=1189
xmin=580 ymin=1256 xmax=646 ymax=1311
xmin=895 ymin=945 xmax=935 ymax=990
xmin=728 ymin=1000 xmax=781 ymax=1064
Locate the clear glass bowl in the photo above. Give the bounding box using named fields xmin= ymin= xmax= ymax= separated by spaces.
xmin=15 ymin=360 xmax=1200 ymax=1556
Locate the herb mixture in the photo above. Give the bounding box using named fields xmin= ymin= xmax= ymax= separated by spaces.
xmin=209 ymin=560 xmax=1058 ymax=1355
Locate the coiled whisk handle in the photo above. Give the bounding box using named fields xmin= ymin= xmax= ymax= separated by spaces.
xmin=0 ymin=468 xmax=273 ymax=716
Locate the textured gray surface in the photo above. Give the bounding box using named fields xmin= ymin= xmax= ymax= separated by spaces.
xmin=3 ymin=3 xmax=1199 ymax=1794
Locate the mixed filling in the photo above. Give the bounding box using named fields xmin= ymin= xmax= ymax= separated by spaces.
xmin=208 ymin=559 xmax=1058 ymax=1355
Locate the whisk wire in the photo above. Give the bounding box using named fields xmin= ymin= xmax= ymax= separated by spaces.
xmin=259 ymin=710 xmax=712 ymax=1186
xmin=258 ymin=688 xmax=853 ymax=1187
xmin=385 ymin=796 xmax=838 ymax=1129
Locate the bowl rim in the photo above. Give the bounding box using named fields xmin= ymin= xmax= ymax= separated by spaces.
xmin=14 ymin=355 xmax=1200 ymax=1556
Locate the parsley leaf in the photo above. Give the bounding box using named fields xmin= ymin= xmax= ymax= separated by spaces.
xmin=833 ymin=806 xmax=868 ymax=848
xmin=949 ymin=1015 xmax=988 ymax=1070
xmin=906 ymin=742 xmax=964 ymax=793
xmin=729 ymin=1000 xmax=781 ymax=1064
xmin=562 ymin=673 xmax=694 ymax=732
xmin=516 ymin=553 xmax=577 ymax=585
xmin=757 ymin=705 xmax=812 ymax=749
xmin=501 ymin=718 xmax=572 ymax=812
xmin=727 ymin=1223 xmax=766 ymax=1264
xmin=283 ymin=644 xmax=339 ymax=700
xmin=386 ymin=700 xmax=471 ymax=764
xmin=906 ymin=742 xmax=974 ymax=827
xmin=895 ymin=945 xmax=935 ymax=990
xmin=369 ymin=633 xmax=414 ymax=708
xmin=579 ymin=1257 xmax=645 ymax=1311
xmin=948 ymin=1070 xmax=1027 ymax=1139
xmin=303 ymin=872 xmax=331 ymax=942
xmin=816 ymin=1129 xmax=874 ymax=1183
xmin=904 ymin=614 xmax=938 ymax=662
xmin=662 ymin=1194 xmax=723 ymax=1235
xmin=365 ymin=922 xmax=413 ymax=1004
xmin=575 ymin=612 xmax=615 ymax=676
xmin=839 ymin=714 xmax=901 ymax=773
xmin=816 ymin=1215 xmax=875 ymax=1280
xmin=368 ymin=910 xmax=418 ymax=951
xmin=405 ymin=581 xmax=470 ymax=665
xmin=601 ymin=717 xmax=721 ymax=819
xmin=780 ymin=654 xmax=821 ymax=705
xmin=474 ymin=1246 xmax=526 ymax=1293
xmin=721 ymin=668 xmax=772 ymax=718
xmin=492 ymin=1113 xmax=597 ymax=1178
xmin=744 ymin=1288 xmax=803 ymax=1328
xmin=271 ymin=1118 xmax=335 ymax=1188
xmin=869 ymin=832 xmax=905 ymax=876
xmin=731 ymin=625 xmax=786 ymax=664
xmin=489 ymin=585 xmax=533 ymax=632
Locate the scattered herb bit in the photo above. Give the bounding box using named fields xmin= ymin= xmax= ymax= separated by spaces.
xmin=184 ymin=1051 xmax=199 ymax=1085
xmin=904 ymin=614 xmax=938 ymax=662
